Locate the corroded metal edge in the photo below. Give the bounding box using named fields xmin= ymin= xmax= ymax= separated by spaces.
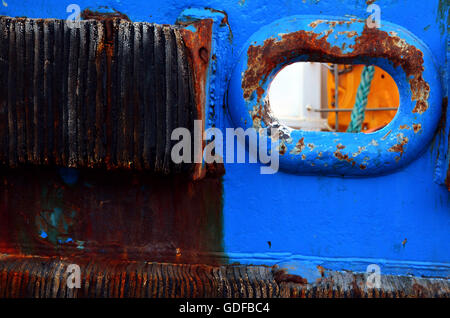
xmin=0 ymin=16 xmax=201 ymax=176
xmin=0 ymin=255 xmax=448 ymax=298
xmin=228 ymin=16 xmax=442 ymax=177
xmin=178 ymin=19 xmax=215 ymax=180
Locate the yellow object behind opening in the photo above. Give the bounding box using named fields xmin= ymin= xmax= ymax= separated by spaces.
xmin=327 ymin=65 xmax=399 ymax=133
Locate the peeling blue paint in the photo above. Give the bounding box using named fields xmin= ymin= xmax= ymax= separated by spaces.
xmin=2 ymin=0 xmax=449 ymax=279
xmin=228 ymin=16 xmax=442 ymax=177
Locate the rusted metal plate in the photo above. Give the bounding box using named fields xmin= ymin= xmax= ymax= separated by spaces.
xmin=0 ymin=255 xmax=448 ymax=298
xmin=0 ymin=14 xmax=227 ymax=295
xmin=0 ymin=166 xmax=225 ymax=265
xmin=178 ymin=19 xmax=214 ymax=179
xmin=0 ymin=16 xmax=198 ymax=175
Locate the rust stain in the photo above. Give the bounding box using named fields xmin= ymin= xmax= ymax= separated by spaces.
xmin=388 ymin=133 xmax=409 ymax=160
xmin=337 ymin=30 xmax=358 ymax=38
xmin=333 ymin=143 xmax=357 ymax=166
xmin=412 ymin=283 xmax=426 ymax=297
xmin=242 ymin=22 xmax=430 ymax=124
xmin=317 ymin=265 xmax=325 ymax=278
xmin=242 ymin=28 xmax=341 ymax=102
xmin=308 ymin=20 xmax=326 ymax=29
xmin=179 ymin=19 xmax=214 ymax=180
xmin=413 ymin=123 xmax=422 ymax=133
xmin=351 ymin=27 xmax=429 ymax=114
xmin=80 ymin=8 xmax=131 ymax=21
xmin=1 ymin=255 xmax=448 ymax=297
xmin=255 ymin=87 xmax=265 ymax=102
xmin=290 ymin=137 xmax=305 ymax=155
xmin=278 ymin=142 xmax=287 ymax=155
xmin=334 ymin=150 xmax=349 ymax=161
xmin=94 ymin=17 xmax=118 ymax=168
xmin=204 ymin=162 xmax=226 ymax=177
xmin=0 ymin=166 xmax=225 ymax=265
xmin=273 ymin=268 xmax=308 ymax=285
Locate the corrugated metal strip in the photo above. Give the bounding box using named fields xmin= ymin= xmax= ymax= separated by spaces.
xmin=0 ymin=256 xmax=448 ymax=298
xmin=0 ymin=17 xmax=196 ymax=174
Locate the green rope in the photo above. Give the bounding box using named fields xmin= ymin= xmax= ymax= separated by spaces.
xmin=346 ymin=65 xmax=375 ymax=133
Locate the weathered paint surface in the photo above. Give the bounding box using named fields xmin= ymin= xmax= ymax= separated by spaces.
xmin=0 ymin=0 xmax=449 ymax=292
xmin=0 ymin=167 xmax=225 ymax=265
xmin=178 ymin=18 xmax=214 ymax=179
xmin=0 ymin=255 xmax=448 ymax=298
xmin=228 ymin=16 xmax=442 ymax=177
xmin=0 ymin=16 xmax=199 ymax=176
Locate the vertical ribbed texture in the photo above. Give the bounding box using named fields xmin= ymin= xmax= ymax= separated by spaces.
xmin=0 ymin=256 xmax=449 ymax=298
xmin=0 ymin=17 xmax=196 ymax=174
